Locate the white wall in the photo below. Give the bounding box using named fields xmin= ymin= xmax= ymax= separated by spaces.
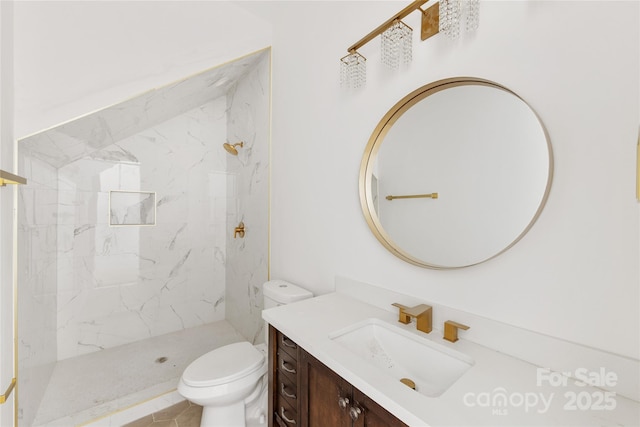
xmin=252 ymin=1 xmax=639 ymax=359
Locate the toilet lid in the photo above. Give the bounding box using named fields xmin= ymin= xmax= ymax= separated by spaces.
xmin=182 ymin=342 xmax=264 ymax=387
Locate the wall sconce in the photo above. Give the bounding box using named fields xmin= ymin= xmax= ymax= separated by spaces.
xmin=0 ymin=169 xmax=26 ymax=187
xmin=340 ymin=0 xmax=480 ymax=89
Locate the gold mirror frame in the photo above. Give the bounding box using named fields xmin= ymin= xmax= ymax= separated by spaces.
xmin=359 ymin=77 xmax=554 ymax=269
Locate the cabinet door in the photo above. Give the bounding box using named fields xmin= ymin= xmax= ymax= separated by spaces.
xmin=353 ymin=388 xmax=409 ymax=427
xmin=299 ymin=350 xmax=352 ymax=427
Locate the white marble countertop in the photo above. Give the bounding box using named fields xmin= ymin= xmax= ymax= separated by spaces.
xmin=263 ymin=292 xmax=640 ymax=427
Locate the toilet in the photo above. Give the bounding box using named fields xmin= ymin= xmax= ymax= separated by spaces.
xmin=178 ymin=280 xmax=313 ymax=427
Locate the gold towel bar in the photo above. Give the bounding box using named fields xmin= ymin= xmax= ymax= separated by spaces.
xmin=0 ymin=378 xmax=16 ymax=404
xmin=386 ymin=193 xmax=438 ymax=201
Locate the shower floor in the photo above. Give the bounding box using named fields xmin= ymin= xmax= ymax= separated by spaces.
xmin=33 ymin=320 xmax=245 ymax=426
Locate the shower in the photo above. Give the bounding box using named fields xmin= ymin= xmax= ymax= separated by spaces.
xmin=223 ymin=141 xmax=244 ymax=155
xmin=16 ymin=49 xmax=271 ymax=426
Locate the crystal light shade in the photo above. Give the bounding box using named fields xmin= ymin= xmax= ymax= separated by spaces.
xmin=466 ymin=0 xmax=480 ymax=32
xmin=340 ymin=51 xmax=367 ymax=89
xmin=440 ymin=0 xmax=480 ymax=39
xmin=381 ymin=20 xmax=413 ymax=70
xmin=439 ymin=0 xmax=461 ymax=39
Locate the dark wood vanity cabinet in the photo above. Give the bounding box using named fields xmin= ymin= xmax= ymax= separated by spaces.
xmin=269 ymin=326 xmax=303 ymax=426
xmin=268 ymin=325 xmax=408 ymax=427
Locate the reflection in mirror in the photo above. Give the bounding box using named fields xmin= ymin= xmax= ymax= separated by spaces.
xmin=360 ymin=78 xmax=553 ymax=269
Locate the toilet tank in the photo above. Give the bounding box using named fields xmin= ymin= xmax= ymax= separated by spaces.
xmin=263 ymin=280 xmax=313 ymax=309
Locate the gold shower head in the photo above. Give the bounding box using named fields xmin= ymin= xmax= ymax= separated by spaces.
xmin=223 ymin=141 xmax=244 ymax=156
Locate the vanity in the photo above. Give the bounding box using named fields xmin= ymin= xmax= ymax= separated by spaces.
xmin=269 ymin=326 xmax=408 ymax=426
xmin=263 ymin=285 xmax=640 ymax=427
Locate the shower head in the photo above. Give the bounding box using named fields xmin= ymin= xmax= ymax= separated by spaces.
xmin=223 ymin=141 xmax=244 ymax=156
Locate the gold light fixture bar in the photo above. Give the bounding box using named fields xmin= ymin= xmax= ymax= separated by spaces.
xmin=347 ymin=0 xmax=436 ymax=53
xmin=0 ymin=170 xmax=26 ymax=187
xmin=386 ymin=192 xmax=438 ymax=201
xmin=421 ymin=2 xmax=440 ymax=40
xmin=0 ymin=378 xmax=16 ymax=404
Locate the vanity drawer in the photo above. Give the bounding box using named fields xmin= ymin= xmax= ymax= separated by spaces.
xmin=276 ymin=393 xmax=298 ymax=426
xmin=277 ymin=349 xmax=298 ymax=382
xmin=277 ymin=369 xmax=298 ymax=411
xmin=277 ymin=331 xmax=299 ymax=359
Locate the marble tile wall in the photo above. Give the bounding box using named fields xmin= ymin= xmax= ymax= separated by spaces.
xmin=225 ymin=54 xmax=270 ymax=344
xmin=55 ymin=98 xmax=229 ymax=359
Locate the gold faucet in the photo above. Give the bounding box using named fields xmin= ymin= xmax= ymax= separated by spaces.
xmin=391 ymin=303 xmax=432 ymax=334
xmin=443 ymin=320 xmax=470 ymax=342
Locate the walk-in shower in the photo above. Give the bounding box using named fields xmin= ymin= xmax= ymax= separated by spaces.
xmin=16 ymin=49 xmax=270 ymax=426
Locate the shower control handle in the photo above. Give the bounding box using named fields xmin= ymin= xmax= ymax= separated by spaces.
xmin=234 ymin=222 xmax=245 ymax=239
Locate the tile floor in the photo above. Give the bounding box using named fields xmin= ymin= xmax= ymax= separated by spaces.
xmin=123 ymin=400 xmax=202 ymax=427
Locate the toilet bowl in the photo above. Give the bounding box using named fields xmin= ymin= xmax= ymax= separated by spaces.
xmin=178 ymin=280 xmax=313 ymax=427
xmin=178 ymin=341 xmax=266 ymax=426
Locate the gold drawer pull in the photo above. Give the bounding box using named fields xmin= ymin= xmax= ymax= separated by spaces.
xmin=0 ymin=378 xmax=16 ymax=404
xmin=281 ymin=383 xmax=297 ymax=399
xmin=280 ymin=406 xmax=296 ymax=424
xmin=281 ymin=336 xmax=297 ymax=349
xmin=281 ymin=360 xmax=296 ymax=374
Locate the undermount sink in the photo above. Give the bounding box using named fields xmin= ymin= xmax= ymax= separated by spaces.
xmin=329 ymin=318 xmax=474 ymax=397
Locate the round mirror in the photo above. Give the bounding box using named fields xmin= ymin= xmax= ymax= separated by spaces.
xmin=359 ymin=77 xmax=553 ymax=269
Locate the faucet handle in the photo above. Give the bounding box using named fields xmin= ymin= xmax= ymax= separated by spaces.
xmin=391 ymin=303 xmax=411 ymax=324
xmin=392 ymin=303 xmax=433 ymax=333
xmin=443 ymin=320 xmax=470 ymax=343
xmin=403 ymin=304 xmax=432 ymax=317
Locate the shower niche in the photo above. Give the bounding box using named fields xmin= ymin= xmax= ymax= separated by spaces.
xmin=16 ymin=49 xmax=270 ymax=426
